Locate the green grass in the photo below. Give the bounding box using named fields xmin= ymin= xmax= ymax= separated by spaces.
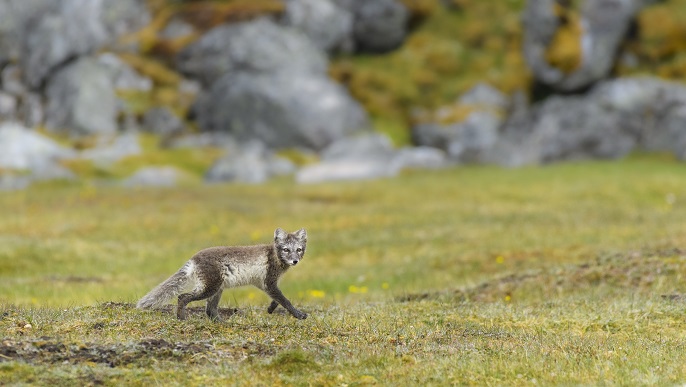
xmin=2 ymin=156 xmax=686 ymax=384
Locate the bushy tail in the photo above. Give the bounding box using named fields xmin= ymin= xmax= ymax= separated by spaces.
xmin=137 ymin=266 xmax=190 ymax=309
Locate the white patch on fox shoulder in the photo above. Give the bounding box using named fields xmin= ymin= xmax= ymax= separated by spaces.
xmin=222 ymin=260 xmax=268 ymax=290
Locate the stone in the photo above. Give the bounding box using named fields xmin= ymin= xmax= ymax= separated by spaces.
xmin=100 ymin=0 xmax=151 ymax=39
xmin=22 ymin=0 xmax=110 ymax=89
xmin=80 ymin=132 xmax=141 ymax=165
xmin=522 ymin=0 xmax=645 ymax=92
xmin=296 ymin=159 xmax=398 ymax=184
xmin=532 ymin=95 xmax=636 ymax=162
xmin=177 ymin=18 xmax=327 ymax=86
xmin=0 ymin=92 xmax=17 ymax=121
xmin=590 ymin=77 xmax=686 ymax=160
xmin=321 ymin=132 xmax=395 ymax=161
xmin=0 ymin=122 xmax=75 ymax=172
xmin=205 ymin=141 xmax=296 ymax=184
xmin=336 ymin=0 xmax=409 ymax=53
xmin=18 ymin=93 xmax=44 ymax=129
xmin=282 ymin=0 xmax=354 ymax=53
xmin=296 ymin=133 xmax=400 ymax=183
xmin=412 ymin=84 xmax=508 ymax=163
xmin=123 ymin=167 xmax=180 ymax=188
xmin=142 ymin=107 xmax=185 ymax=136
xmin=193 ymin=70 xmax=368 ymax=151
xmin=458 ymin=83 xmax=510 ymax=110
xmin=98 ymin=53 xmax=153 ymax=92
xmin=394 ymin=146 xmax=449 ymax=170
xmin=21 ymin=0 xmax=151 ymax=88
xmin=1 ymin=65 xmax=26 ymax=96
xmin=412 ymin=116 xmax=500 ymax=163
xmin=0 ymin=0 xmax=57 ymax=67
xmin=164 ymin=132 xmax=237 ymax=149
xmin=45 ymin=57 xmax=118 ymax=136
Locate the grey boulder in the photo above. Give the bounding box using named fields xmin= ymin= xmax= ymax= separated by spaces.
xmin=296 ymin=133 xmax=398 ymax=183
xmin=412 ymin=84 xmax=509 ymax=163
xmin=97 ymin=53 xmax=153 ymax=92
xmin=177 ymin=18 xmax=327 ymax=86
xmin=0 ymin=122 xmax=75 ymax=171
xmin=142 ymin=107 xmax=185 ymax=136
xmin=20 ymin=0 xmax=150 ymax=89
xmin=205 ymin=141 xmax=295 ymax=184
xmin=592 ymin=77 xmax=686 ymax=159
xmin=531 ymin=96 xmax=636 ymax=162
xmin=486 ymin=76 xmax=686 ymax=165
xmin=282 ymin=0 xmax=354 ymax=53
xmin=193 ymin=71 xmax=369 ymax=151
xmin=123 ymin=167 xmax=180 ymax=188
xmin=296 ymin=133 xmax=448 ymax=184
xmin=336 ymin=0 xmax=409 ymax=53
xmin=0 ymin=0 xmax=56 ymax=67
xmin=80 ymin=133 xmax=141 ymax=165
xmin=0 ymin=122 xmax=76 ymax=189
xmin=522 ymin=0 xmax=644 ymax=92
xmin=45 ymin=57 xmax=118 ymax=136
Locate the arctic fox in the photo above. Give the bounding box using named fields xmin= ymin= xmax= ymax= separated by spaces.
xmin=137 ymin=228 xmax=308 ymax=320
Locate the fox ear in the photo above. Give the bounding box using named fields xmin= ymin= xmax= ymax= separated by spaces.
xmin=274 ymin=228 xmax=287 ymax=242
xmin=294 ymin=228 xmax=307 ymax=241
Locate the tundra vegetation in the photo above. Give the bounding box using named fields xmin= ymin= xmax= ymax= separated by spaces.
xmin=2 ymin=154 xmax=686 ymax=385
xmin=4 ymin=0 xmax=686 ymax=384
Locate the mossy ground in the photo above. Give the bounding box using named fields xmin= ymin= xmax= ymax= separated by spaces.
xmin=2 ymin=155 xmax=686 ymax=384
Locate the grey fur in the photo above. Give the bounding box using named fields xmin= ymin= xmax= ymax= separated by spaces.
xmin=136 ymin=262 xmax=192 ymax=310
xmin=137 ymin=228 xmax=308 ymax=320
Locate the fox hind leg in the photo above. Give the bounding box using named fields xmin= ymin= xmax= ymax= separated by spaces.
xmin=177 ymin=281 xmax=222 ymax=320
xmin=205 ymin=289 xmax=223 ymax=321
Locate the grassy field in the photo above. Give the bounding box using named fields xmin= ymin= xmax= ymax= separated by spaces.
xmin=2 ymin=156 xmax=686 ymax=385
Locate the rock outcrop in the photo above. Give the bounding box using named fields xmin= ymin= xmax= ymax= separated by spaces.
xmin=193 ymin=70 xmax=368 ymax=151
xmin=522 ymin=0 xmax=644 ymax=92
xmin=183 ymin=17 xmax=369 ymax=151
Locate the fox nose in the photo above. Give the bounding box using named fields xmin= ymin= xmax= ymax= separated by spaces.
xmin=291 ymin=260 xmax=299 ymax=265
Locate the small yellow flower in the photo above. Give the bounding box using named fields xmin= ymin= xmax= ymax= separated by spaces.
xmin=381 ymin=282 xmax=390 ymax=290
xmin=505 ymin=294 xmax=512 ymax=302
xmin=307 ymin=289 xmax=326 ymax=298
xmin=495 ymin=256 xmax=505 ymax=264
xmin=210 ymin=224 xmax=220 ymax=235
xmin=349 ymin=285 xmax=368 ymax=294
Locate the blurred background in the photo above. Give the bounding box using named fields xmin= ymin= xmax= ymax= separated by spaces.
xmin=2 ymin=0 xmax=686 ymax=188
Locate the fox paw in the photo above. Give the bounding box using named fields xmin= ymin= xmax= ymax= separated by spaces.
xmin=292 ymin=310 xmax=307 ymax=320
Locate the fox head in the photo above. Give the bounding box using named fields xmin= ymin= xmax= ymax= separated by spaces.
xmin=274 ymin=228 xmax=307 ymax=266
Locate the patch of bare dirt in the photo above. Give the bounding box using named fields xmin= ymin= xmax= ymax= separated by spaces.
xmin=398 ymin=248 xmax=686 ymax=303
xmin=0 ymin=337 xmax=274 ymax=366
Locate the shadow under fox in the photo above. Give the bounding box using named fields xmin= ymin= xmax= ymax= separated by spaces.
xmin=137 ymin=228 xmax=308 ymax=320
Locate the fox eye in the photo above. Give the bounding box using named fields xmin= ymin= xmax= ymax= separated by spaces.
xmin=296 ymin=247 xmax=303 ymax=253
xmin=282 ymin=247 xmax=290 ymax=253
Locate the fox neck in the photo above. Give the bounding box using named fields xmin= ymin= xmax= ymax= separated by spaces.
xmin=269 ymin=245 xmax=291 ymax=274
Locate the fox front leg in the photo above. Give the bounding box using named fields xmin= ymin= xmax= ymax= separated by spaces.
xmin=265 ymin=281 xmax=307 ymax=320
xmin=267 ymin=300 xmax=279 ymax=314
